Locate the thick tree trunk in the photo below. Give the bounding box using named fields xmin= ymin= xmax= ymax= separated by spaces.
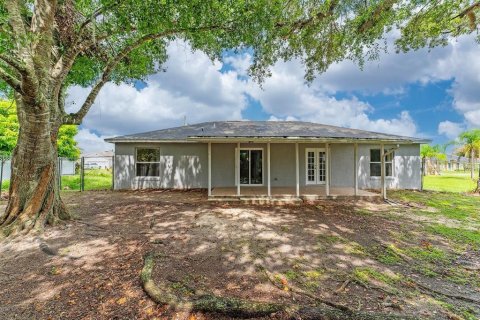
xmin=0 ymin=99 xmax=70 ymax=237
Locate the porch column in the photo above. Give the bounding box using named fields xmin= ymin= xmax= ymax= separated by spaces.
xmin=326 ymin=143 xmax=330 ymax=196
xmin=237 ymin=142 xmax=241 ymax=196
xmin=295 ymin=142 xmax=299 ymax=197
xmin=208 ymin=142 xmax=212 ymax=197
xmin=354 ymin=143 xmax=358 ymax=196
xmin=267 ymin=142 xmax=271 ymax=197
xmin=381 ymin=143 xmax=386 ymax=200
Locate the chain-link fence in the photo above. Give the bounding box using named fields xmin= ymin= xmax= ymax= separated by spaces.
xmin=0 ymin=156 xmax=114 ymax=194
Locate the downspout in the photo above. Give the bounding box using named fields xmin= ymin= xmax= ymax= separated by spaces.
xmin=421 ymin=156 xmax=425 ymax=191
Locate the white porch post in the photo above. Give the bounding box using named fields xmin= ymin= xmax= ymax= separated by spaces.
xmin=237 ymin=142 xmax=241 ymax=196
xmin=326 ymin=143 xmax=330 ymax=196
xmin=295 ymin=143 xmax=299 ymax=197
xmin=208 ymin=142 xmax=212 ymax=196
xmin=381 ymin=143 xmax=386 ymax=200
xmin=354 ymin=143 xmax=358 ymax=196
xmin=267 ymin=142 xmax=271 ymax=197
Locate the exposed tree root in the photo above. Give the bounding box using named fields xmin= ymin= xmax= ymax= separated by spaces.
xmin=262 ymin=267 xmax=353 ymax=313
xmin=141 ymin=252 xmax=416 ymax=319
xmin=371 ymin=240 xmax=480 ymax=305
xmin=412 ymin=280 xmax=480 ymax=305
xmin=334 ymin=279 xmax=351 ymax=294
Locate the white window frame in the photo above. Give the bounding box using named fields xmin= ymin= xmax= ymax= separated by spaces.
xmin=135 ymin=147 xmax=161 ymax=177
xmin=305 ymin=148 xmax=326 ymax=185
xmin=236 ymin=147 xmax=264 ymax=186
xmin=369 ymin=148 xmax=394 ymax=178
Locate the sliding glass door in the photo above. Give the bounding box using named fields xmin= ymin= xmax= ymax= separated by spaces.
xmin=239 ymin=149 xmax=263 ymax=185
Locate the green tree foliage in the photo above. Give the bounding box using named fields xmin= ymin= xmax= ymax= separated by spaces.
xmin=0 ymin=100 xmax=80 ymax=159
xmin=421 ymin=144 xmax=447 ymax=177
xmin=420 ymin=144 xmax=447 ymax=161
xmin=395 ymin=1 xmax=480 ymax=52
xmin=57 ymin=126 xmax=81 ymax=160
xmin=0 ymin=100 xmax=17 ymax=156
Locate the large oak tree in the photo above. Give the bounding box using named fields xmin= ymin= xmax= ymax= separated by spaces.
xmin=0 ymin=0 xmax=478 ymax=236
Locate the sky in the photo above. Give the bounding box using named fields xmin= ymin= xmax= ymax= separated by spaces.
xmin=65 ymin=34 xmax=480 ymax=153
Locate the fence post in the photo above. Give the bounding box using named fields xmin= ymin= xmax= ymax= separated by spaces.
xmin=111 ymin=155 xmax=115 ymax=190
xmin=80 ymin=157 xmax=85 ymax=191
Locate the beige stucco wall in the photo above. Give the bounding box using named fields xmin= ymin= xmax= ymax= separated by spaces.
xmin=114 ymin=142 xmax=421 ymax=190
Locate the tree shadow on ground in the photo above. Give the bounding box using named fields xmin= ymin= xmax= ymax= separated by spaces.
xmin=0 ymin=190 xmax=479 ymax=319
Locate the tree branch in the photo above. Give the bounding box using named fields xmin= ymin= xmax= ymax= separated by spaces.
xmin=5 ymin=0 xmax=28 ymax=40
xmin=0 ymin=67 xmax=22 ymax=93
xmin=453 ymin=1 xmax=480 ymax=19
xmin=276 ymin=0 xmax=338 ymax=34
xmin=77 ymin=2 xmax=122 ymax=34
xmin=0 ymin=54 xmax=28 ymax=75
xmin=63 ymin=24 xmax=227 ymax=124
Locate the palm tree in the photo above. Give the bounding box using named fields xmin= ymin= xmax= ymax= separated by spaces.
xmin=457 ymin=129 xmax=480 ymax=180
xmin=420 ymin=144 xmax=447 ymax=176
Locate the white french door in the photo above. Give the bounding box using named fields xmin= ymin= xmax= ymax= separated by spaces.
xmin=306 ymin=148 xmax=326 ymax=185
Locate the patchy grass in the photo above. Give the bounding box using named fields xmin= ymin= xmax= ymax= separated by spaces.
xmin=404 ymin=246 xmax=450 ymax=263
xmin=390 ymin=190 xmax=479 ymax=222
xmin=428 ymin=224 xmax=480 ymax=247
xmin=352 ymin=267 xmax=402 ymax=287
xmin=423 ymin=171 xmax=478 ymax=193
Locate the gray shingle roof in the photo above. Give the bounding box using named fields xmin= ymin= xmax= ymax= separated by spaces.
xmin=104 ymin=121 xmax=429 ymax=143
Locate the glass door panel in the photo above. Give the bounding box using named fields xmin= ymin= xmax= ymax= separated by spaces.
xmin=250 ymin=150 xmax=263 ymax=184
xmin=239 ymin=150 xmax=249 ymax=184
xmin=318 ymin=151 xmax=326 ymax=183
xmin=307 ymin=151 xmax=315 ymax=183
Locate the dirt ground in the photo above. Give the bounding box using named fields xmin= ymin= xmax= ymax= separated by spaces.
xmin=0 ymin=190 xmax=479 ymax=319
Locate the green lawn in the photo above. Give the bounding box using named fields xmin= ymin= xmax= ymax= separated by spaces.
xmin=1 ymin=169 xmax=112 ymax=192
xmin=423 ymin=171 xmax=478 ymax=193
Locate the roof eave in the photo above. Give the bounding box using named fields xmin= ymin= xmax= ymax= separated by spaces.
xmin=104 ymin=136 xmax=430 ymax=144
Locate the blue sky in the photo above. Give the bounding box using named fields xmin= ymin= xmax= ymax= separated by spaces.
xmin=66 ymin=35 xmax=480 ymax=153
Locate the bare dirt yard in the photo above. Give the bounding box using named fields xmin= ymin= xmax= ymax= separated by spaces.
xmin=1 ymin=190 xmax=479 ymax=319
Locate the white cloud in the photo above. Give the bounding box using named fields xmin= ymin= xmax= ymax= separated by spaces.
xmin=438 ymin=121 xmax=465 ymax=139
xmin=66 ymin=34 xmax=480 ymax=152
xmin=246 ymin=58 xmax=419 ymax=136
xmin=224 ymin=53 xmax=252 ymax=77
xmin=67 ymin=43 xmax=249 ymax=141
xmin=75 ymin=128 xmax=113 ymax=153
xmin=314 ymin=35 xmax=480 ymax=127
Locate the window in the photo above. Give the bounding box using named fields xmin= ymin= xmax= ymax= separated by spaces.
xmin=370 ymin=149 xmax=393 ymax=177
xmin=136 ymin=148 xmax=160 ymax=176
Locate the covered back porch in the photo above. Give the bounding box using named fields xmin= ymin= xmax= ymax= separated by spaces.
xmin=204 ymin=140 xmax=386 ymax=201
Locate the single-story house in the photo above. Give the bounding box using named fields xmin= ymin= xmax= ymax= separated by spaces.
xmin=105 ymin=121 xmax=429 ymax=200
xmin=80 ymin=151 xmax=114 ymax=169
